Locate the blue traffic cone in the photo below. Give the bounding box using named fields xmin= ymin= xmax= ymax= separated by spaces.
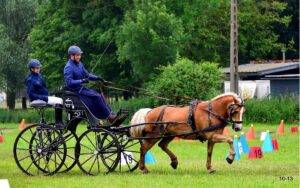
xmin=145 ymin=151 xmax=156 ymax=164
xmin=239 ymin=132 xmax=250 ymax=154
xmin=233 ymin=135 xmax=241 ymax=160
xmin=262 ymin=130 xmax=273 ymax=153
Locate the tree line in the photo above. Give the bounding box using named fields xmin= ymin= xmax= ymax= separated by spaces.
xmin=0 ymin=0 xmax=299 ymax=109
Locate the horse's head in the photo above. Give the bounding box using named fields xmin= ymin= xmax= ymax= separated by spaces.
xmin=226 ymin=95 xmax=245 ymax=131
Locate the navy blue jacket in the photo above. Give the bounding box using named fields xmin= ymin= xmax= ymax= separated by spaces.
xmin=25 ymin=72 xmax=49 ymax=102
xmin=63 ymin=59 xmax=111 ymax=119
xmin=64 ymin=59 xmax=98 ymax=91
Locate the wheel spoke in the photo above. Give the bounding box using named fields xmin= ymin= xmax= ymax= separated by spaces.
xmin=80 ymin=152 xmax=95 ymax=155
xmin=80 ymin=154 xmax=95 ymax=166
xmin=96 ymin=155 xmax=100 ymax=173
xmin=41 ymin=155 xmax=51 ymax=172
xmin=25 ymin=154 xmax=41 ymax=172
xmin=48 ymin=155 xmax=63 ymax=167
xmin=85 ymin=134 xmax=96 ymax=149
xmin=64 ymin=133 xmax=74 ymax=142
xmin=102 ymin=138 xmax=115 ymax=151
xmin=16 ymin=147 xmax=35 ymax=151
xmin=57 ymin=149 xmax=76 ymax=160
xmin=102 ymin=152 xmax=117 ymax=161
xmin=55 ymin=152 xmax=68 ymax=169
xmin=18 ymin=154 xmax=33 ymax=162
xmin=88 ymin=156 xmax=98 ymax=174
xmin=80 ymin=143 xmax=94 ymax=151
xmin=20 ymin=136 xmax=31 ymax=145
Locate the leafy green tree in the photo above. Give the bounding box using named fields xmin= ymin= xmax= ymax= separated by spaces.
xmin=172 ymin=0 xmax=291 ymax=66
xmin=30 ymin=0 xmax=132 ymax=91
xmin=275 ymin=0 xmax=299 ymax=59
xmin=0 ymin=0 xmax=36 ymax=109
xmin=147 ymin=58 xmax=223 ymax=104
xmin=116 ymin=0 xmax=183 ymax=82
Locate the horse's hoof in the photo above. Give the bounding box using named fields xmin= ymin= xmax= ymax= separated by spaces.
xmin=142 ymin=169 xmax=149 ymax=174
xmin=170 ymin=161 xmax=178 ymax=169
xmin=208 ymin=168 xmax=216 ymax=174
xmin=226 ymin=157 xmax=234 ymax=164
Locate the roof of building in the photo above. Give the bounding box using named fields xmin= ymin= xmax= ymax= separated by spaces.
xmin=223 ymin=60 xmax=300 ymax=76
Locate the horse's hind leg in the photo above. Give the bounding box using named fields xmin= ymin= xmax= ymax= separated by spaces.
xmin=158 ymin=137 xmax=178 ymax=169
xmin=139 ymin=138 xmax=159 ymax=174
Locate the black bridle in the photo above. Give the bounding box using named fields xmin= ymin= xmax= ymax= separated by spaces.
xmin=227 ymin=103 xmax=244 ymax=130
xmin=204 ymin=99 xmax=245 ymax=130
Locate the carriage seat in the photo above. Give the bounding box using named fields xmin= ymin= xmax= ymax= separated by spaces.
xmin=63 ymin=90 xmax=85 ymax=110
xmin=30 ymin=100 xmax=47 ymax=108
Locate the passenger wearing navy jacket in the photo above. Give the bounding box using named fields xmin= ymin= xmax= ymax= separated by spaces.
xmin=63 ymin=45 xmax=117 ymax=123
xmin=25 ymin=59 xmax=63 ymax=126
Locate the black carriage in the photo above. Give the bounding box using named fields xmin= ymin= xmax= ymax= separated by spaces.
xmin=13 ymin=90 xmax=141 ymax=176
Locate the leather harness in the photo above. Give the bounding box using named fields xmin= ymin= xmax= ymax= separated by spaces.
xmin=153 ymin=99 xmax=238 ymax=142
xmin=187 ymin=100 xmax=206 ymax=142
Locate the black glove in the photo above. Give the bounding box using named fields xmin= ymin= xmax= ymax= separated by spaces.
xmin=81 ymin=78 xmax=89 ymax=84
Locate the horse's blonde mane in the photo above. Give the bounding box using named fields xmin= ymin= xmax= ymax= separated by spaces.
xmin=211 ymin=92 xmax=242 ymax=103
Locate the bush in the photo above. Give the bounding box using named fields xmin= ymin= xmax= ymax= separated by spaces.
xmin=147 ymin=58 xmax=223 ymax=104
xmin=1 ymin=95 xmax=297 ymax=124
xmin=109 ymin=97 xmax=155 ymax=123
xmin=244 ymin=96 xmax=299 ymax=123
xmin=0 ymin=108 xmax=54 ymax=124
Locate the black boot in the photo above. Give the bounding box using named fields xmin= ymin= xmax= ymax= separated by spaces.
xmin=55 ymin=104 xmax=64 ymax=129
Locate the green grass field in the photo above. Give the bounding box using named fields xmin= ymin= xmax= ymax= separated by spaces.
xmin=0 ymin=123 xmax=299 ymax=188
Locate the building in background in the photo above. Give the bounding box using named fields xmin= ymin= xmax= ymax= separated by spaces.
xmin=223 ymin=60 xmax=300 ymax=99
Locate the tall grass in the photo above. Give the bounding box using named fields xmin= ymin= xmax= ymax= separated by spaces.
xmin=0 ymin=108 xmax=54 ymax=124
xmin=244 ymin=96 xmax=299 ymax=123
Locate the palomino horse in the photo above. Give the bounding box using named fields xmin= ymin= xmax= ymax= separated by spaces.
xmin=130 ymin=92 xmax=245 ymax=173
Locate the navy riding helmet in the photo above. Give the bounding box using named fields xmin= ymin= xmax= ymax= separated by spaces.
xmin=28 ymin=59 xmax=42 ymax=69
xmin=68 ymin=45 xmax=83 ymax=55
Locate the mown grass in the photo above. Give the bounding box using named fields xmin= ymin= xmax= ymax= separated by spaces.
xmin=0 ymin=123 xmax=299 ymax=188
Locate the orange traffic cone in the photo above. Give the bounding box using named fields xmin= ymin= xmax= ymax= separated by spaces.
xmin=19 ymin=119 xmax=26 ymax=131
xmin=246 ymin=124 xmax=255 ymax=140
xmin=0 ymin=131 xmax=4 ymax=143
xmin=222 ymin=127 xmax=230 ymax=136
xmin=277 ymin=120 xmax=284 ymax=135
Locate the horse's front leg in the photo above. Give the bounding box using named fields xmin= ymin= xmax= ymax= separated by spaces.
xmin=210 ymin=133 xmax=235 ymax=164
xmin=206 ymin=140 xmax=216 ymax=173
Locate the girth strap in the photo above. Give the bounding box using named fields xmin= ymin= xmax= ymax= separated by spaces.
xmin=187 ymin=100 xmax=206 ymax=142
xmin=155 ymin=106 xmax=169 ymax=133
xmin=187 ymin=100 xmax=198 ymax=131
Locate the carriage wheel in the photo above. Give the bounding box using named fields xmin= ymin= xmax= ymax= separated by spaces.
xmin=58 ymin=130 xmax=79 ymax=173
xmin=13 ymin=124 xmax=67 ymax=176
xmin=115 ymin=135 xmax=141 ymax=172
xmin=76 ymin=128 xmax=120 ymax=175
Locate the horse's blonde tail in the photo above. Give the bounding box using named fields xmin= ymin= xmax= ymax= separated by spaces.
xmin=129 ymin=108 xmax=152 ymax=138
